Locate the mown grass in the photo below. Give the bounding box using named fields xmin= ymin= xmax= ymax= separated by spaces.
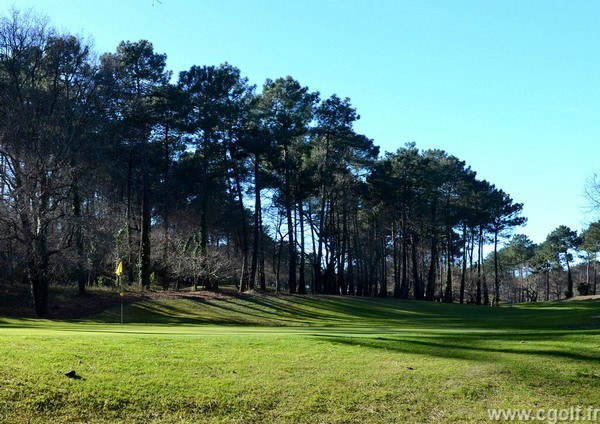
xmin=1 ymin=292 xmax=599 ymax=423
xmin=90 ymin=291 xmax=600 ymax=329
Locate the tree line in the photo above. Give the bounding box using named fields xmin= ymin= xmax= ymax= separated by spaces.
xmin=0 ymin=10 xmax=547 ymax=317
xmin=493 ymin=222 xmax=600 ymax=303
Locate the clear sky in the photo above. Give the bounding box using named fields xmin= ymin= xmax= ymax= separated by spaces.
xmin=4 ymin=0 xmax=600 ymax=244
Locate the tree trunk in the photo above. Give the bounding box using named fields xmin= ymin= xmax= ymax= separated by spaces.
xmin=594 ymin=252 xmax=598 ymax=295
xmin=258 ymin=206 xmax=266 ymax=292
xmin=352 ymin=208 xmax=361 ymax=296
xmin=232 ymin=168 xmax=250 ymax=292
xmin=482 ymin=258 xmax=490 ymax=306
xmin=314 ymin=192 xmax=328 ymax=294
xmin=546 ymin=268 xmax=550 ymax=301
xmin=444 ymin=260 xmax=453 ymax=303
xmin=393 ymin=223 xmax=400 ymax=298
xmin=30 ymin=266 xmax=49 ymax=318
xmin=285 ymin=162 xmax=297 ymax=293
xmin=426 ymin=234 xmax=438 ymax=301
xmin=426 ymin=200 xmax=438 ymax=301
xmin=586 ymin=254 xmax=590 ymax=289
xmin=400 ymin=218 xmax=409 ymax=299
xmin=250 ymin=154 xmax=261 ymax=290
xmin=162 ymin=121 xmax=171 ymax=291
xmin=379 ymin=228 xmax=387 ymax=298
xmin=476 ymin=226 xmax=483 ymax=305
xmin=298 ymin=197 xmax=306 ymax=294
xmin=73 ymin=183 xmax=86 ymax=295
xmin=493 ymin=229 xmax=500 ymax=306
xmin=126 ymin=154 xmax=134 ymax=284
xmin=31 ymin=178 xmax=50 ymax=317
xmin=459 ymin=223 xmax=467 ymax=304
xmin=139 ymin=137 xmax=151 ymax=289
xmin=275 ymin=234 xmax=283 ymax=293
xmin=199 ymin=152 xmax=209 ymax=290
xmin=468 ymin=231 xmax=475 ymax=303
xmin=411 ymin=232 xmax=421 ymax=299
xmin=566 ymin=258 xmax=573 ymax=298
xmin=443 ymin=231 xmax=453 ymax=303
xmin=347 ymin=245 xmax=354 ymax=296
xmin=337 ymin=197 xmax=348 ymax=295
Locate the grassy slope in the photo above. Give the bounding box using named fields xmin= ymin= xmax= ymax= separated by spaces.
xmin=1 ymin=292 xmax=599 ymax=423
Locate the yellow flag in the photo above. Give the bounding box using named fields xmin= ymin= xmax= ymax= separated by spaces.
xmin=116 ymin=260 xmax=124 ymax=276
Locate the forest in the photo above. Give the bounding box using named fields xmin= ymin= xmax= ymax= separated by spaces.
xmin=0 ymin=10 xmax=597 ymax=318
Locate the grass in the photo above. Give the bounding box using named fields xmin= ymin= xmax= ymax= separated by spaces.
xmin=1 ymin=290 xmax=599 ymax=423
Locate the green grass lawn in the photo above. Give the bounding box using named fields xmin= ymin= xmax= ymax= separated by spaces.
xmin=1 ymin=291 xmax=599 ymax=423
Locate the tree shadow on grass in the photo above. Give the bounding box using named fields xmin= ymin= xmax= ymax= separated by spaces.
xmin=92 ymin=293 xmax=356 ymax=325
xmin=231 ymin=295 xmax=348 ymax=323
xmin=96 ymin=299 xmax=260 ymax=325
xmin=5 ymin=287 xmax=600 ymax=334
xmin=247 ymin=295 xmax=600 ymax=331
xmin=91 ymin=295 xmax=314 ymax=326
xmin=281 ymin=295 xmax=432 ymax=321
xmin=314 ymin=332 xmax=600 ymax=364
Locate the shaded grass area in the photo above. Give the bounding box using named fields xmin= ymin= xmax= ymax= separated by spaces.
xmin=92 ymin=290 xmax=600 ymax=331
xmin=1 ymin=293 xmax=600 ymax=422
xmin=0 ymin=284 xmax=145 ymax=319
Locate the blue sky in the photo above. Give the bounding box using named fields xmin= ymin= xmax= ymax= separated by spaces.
xmin=4 ymin=0 xmax=600 ymax=243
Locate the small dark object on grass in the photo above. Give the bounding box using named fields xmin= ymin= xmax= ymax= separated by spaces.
xmin=65 ymin=370 xmax=83 ymax=380
xmin=406 ymin=366 xmax=414 ymax=370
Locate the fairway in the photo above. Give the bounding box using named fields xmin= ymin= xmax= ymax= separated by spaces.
xmin=1 ymin=293 xmax=600 ymax=423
